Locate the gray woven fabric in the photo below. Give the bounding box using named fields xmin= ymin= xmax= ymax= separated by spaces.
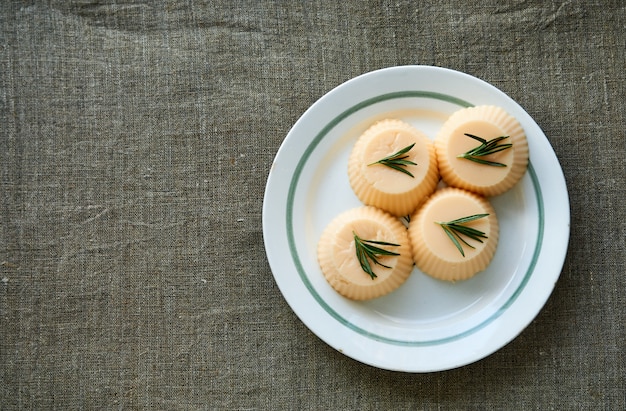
xmin=1 ymin=1 xmax=624 ymax=409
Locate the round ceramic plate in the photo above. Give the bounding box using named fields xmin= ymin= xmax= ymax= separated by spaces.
xmin=262 ymin=66 xmax=570 ymax=372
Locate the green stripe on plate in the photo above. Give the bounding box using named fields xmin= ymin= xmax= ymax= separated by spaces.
xmin=286 ymin=91 xmax=544 ymax=346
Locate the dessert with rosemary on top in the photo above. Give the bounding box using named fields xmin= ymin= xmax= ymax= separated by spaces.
xmin=434 ymin=105 xmax=528 ymax=197
xmin=317 ymin=206 xmax=413 ymax=300
xmin=348 ymin=119 xmax=439 ymax=216
xmin=408 ymin=187 xmax=499 ymax=282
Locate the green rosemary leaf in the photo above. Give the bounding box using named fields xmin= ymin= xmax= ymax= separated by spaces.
xmin=388 ymin=143 xmax=414 ymax=157
xmin=441 ymin=225 xmax=465 ymax=257
xmin=443 ymin=213 xmax=490 ymax=225
xmin=384 ymin=163 xmax=415 ymax=177
xmin=457 ymin=133 xmax=512 ymax=167
xmin=353 ymin=231 xmax=400 ymax=280
xmin=368 ymin=143 xmax=417 ymax=178
xmin=355 ymin=245 xmax=375 ymax=278
xmin=436 ymin=214 xmax=489 ymax=257
xmin=360 ymin=238 xmax=403 ymax=247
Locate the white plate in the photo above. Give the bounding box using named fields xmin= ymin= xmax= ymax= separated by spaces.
xmin=262 ymin=66 xmax=570 ymax=372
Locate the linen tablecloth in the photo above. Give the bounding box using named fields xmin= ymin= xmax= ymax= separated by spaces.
xmin=1 ymin=1 xmax=624 ymax=409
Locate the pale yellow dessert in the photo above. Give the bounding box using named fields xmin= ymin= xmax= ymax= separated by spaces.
xmin=408 ymin=187 xmax=498 ymax=281
xmin=435 ymin=105 xmax=528 ymax=196
xmin=317 ymin=206 xmax=414 ymax=300
xmin=348 ymin=119 xmax=439 ymax=217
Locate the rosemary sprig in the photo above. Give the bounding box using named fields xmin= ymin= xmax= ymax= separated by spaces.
xmin=436 ymin=214 xmax=489 ymax=257
xmin=368 ymin=143 xmax=417 ymax=178
xmin=457 ymin=133 xmax=512 ymax=167
xmin=353 ymin=231 xmax=400 ymax=279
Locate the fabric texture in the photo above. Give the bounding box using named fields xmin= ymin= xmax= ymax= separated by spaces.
xmin=1 ymin=1 xmax=624 ymax=409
